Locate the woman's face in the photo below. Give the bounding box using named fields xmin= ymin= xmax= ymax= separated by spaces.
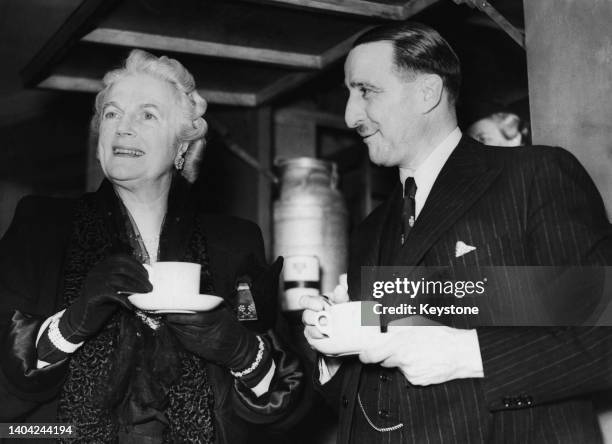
xmin=97 ymin=74 xmax=183 ymax=190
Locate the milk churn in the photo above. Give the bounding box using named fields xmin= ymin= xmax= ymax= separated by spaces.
xmin=273 ymin=158 xmax=349 ymax=311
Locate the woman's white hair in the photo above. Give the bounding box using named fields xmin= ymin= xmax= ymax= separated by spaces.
xmin=91 ymin=49 xmax=208 ymax=183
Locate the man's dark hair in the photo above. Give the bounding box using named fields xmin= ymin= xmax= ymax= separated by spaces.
xmin=353 ymin=22 xmax=461 ymax=104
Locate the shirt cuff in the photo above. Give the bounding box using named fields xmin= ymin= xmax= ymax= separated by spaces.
xmin=318 ymin=355 xmax=342 ymax=385
xmin=462 ymin=329 xmax=484 ymax=378
xmin=250 ymin=360 xmax=276 ymax=397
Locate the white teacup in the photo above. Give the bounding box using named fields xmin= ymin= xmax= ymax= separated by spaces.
xmin=145 ymin=262 xmax=200 ymax=299
xmin=312 ymin=301 xmax=383 ymax=355
xmin=129 ymin=262 xmax=222 ymax=312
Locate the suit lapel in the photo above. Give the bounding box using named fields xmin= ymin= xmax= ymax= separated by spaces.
xmin=397 ymin=137 xmax=502 ymax=265
xmin=348 ymin=185 xmax=399 ymax=300
xmin=361 ymin=185 xmax=400 ymax=266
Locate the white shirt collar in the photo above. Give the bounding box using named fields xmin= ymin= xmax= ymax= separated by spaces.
xmin=399 ymin=127 xmax=462 ymax=217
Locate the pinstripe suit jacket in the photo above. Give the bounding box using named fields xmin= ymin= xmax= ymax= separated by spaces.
xmin=327 ymin=137 xmax=612 ymax=443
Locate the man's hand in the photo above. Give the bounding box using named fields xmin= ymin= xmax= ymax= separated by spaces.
xmin=359 ymin=323 xmax=484 ymax=385
xmin=301 ymin=276 xmax=350 ymax=382
xmin=300 ymin=276 xmax=350 ymax=342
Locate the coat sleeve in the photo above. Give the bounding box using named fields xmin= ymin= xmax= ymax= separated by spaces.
xmin=0 ymin=312 xmax=69 ymax=420
xmin=203 ymin=216 xmax=306 ymax=426
xmin=0 ymin=197 xmax=71 ymax=420
xmin=477 ymin=148 xmax=612 ymax=411
xmin=235 ymin=223 xmax=306 ymax=427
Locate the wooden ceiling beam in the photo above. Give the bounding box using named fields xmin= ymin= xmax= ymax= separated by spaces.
xmin=80 ymin=0 xmax=370 ymax=69
xmin=21 ymin=0 xmax=121 ymax=87
xmin=38 ymin=74 xmax=261 ymax=107
xmin=248 ymin=0 xmax=440 ymax=20
xmin=21 ymin=0 xmax=380 ymax=108
xmin=82 ymin=29 xmax=320 ymax=68
xmin=256 ymin=72 xmax=314 ymax=105
xmin=82 ymin=28 xmax=363 ymax=69
xmin=38 ymin=72 xmax=318 ymax=107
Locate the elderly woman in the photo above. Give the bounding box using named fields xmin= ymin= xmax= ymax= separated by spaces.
xmin=0 ymin=50 xmax=302 ymax=443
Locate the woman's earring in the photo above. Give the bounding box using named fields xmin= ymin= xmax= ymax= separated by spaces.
xmin=175 ymin=155 xmax=185 ymax=171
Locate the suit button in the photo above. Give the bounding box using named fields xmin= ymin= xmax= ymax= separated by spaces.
xmin=502 ymin=397 xmax=511 ymax=408
xmin=380 ymin=374 xmax=391 ymax=382
xmin=525 ymin=396 xmax=533 ymax=406
xmin=378 ymin=409 xmax=390 ymax=419
xmin=342 ymin=396 xmax=348 ymax=407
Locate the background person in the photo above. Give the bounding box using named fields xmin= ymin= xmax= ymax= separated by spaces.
xmin=467 ymin=110 xmax=529 ymax=146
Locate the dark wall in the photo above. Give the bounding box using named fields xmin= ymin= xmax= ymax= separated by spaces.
xmin=0 ymin=93 xmax=91 ymax=235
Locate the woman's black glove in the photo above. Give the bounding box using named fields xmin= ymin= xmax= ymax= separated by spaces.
xmin=166 ymin=307 xmax=272 ymax=387
xmin=58 ymin=253 xmax=152 ymax=343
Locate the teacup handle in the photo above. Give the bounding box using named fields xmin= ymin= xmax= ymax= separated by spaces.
xmin=315 ymin=311 xmax=332 ymax=336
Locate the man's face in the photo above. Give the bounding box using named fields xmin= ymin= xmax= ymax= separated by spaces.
xmin=344 ymin=41 xmax=426 ymax=168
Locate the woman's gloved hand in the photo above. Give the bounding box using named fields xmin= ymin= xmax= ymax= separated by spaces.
xmin=59 ymin=253 xmax=152 ymax=343
xmin=166 ymin=307 xmax=272 ymax=386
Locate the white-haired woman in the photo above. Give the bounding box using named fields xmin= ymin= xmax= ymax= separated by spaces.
xmin=0 ymin=49 xmax=303 ymax=443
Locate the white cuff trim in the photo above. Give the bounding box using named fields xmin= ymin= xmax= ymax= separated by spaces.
xmin=250 ymin=361 xmax=276 ymax=397
xmin=466 ymin=329 xmax=484 ymax=378
xmin=35 ymin=309 xmax=83 ymax=369
xmin=36 ymin=311 xmax=63 ymax=368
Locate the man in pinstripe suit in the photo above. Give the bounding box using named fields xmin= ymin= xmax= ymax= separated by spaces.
xmin=302 ymin=22 xmax=612 ymax=443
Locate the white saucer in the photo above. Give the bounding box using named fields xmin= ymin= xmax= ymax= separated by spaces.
xmin=128 ymin=293 xmax=224 ymax=312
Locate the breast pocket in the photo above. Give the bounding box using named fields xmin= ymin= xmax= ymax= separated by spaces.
xmin=455 ymin=234 xmax=525 ymax=267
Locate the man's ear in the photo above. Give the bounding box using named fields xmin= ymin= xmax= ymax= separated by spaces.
xmin=420 ymin=74 xmax=444 ymax=114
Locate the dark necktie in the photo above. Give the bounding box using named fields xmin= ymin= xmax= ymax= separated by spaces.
xmin=401 ymin=177 xmax=417 ymax=245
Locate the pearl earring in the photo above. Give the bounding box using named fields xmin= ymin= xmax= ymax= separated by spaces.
xmin=175 ymin=155 xmax=185 ymax=171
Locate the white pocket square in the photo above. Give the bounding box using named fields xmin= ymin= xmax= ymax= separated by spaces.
xmin=455 ymin=241 xmax=476 ymax=258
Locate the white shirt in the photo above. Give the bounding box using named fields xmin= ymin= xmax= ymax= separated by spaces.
xmin=399 ymin=126 xmax=462 ymax=219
